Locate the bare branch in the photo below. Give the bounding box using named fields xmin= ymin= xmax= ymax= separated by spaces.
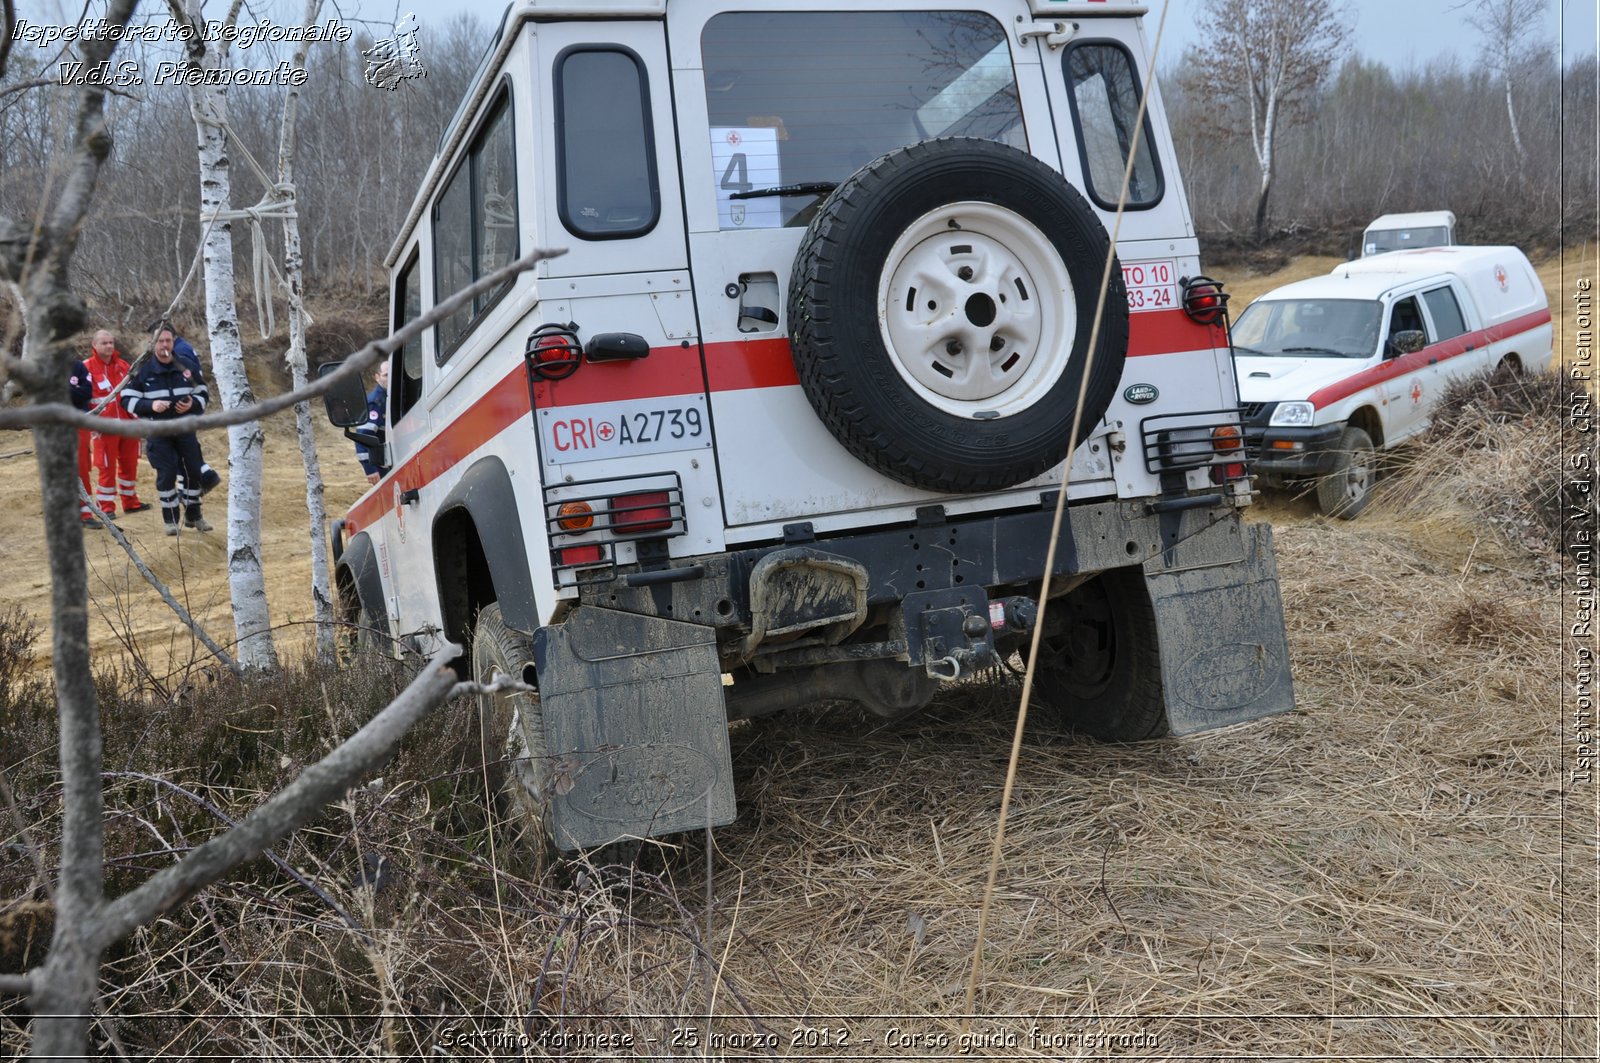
xmin=92 ymin=644 xmax=464 ymax=946
xmin=0 ymin=246 xmax=564 ymax=434
xmin=80 ymin=487 xmax=243 ymax=676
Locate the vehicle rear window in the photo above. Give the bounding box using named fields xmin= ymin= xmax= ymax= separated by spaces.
xmin=1063 ymin=42 xmax=1162 ymax=211
xmin=1365 ymin=226 xmax=1449 ymax=255
xmin=701 ymin=12 xmax=1023 ymax=229
xmin=1421 ymin=286 xmax=1467 ymax=341
xmin=557 ymin=48 xmax=660 ymax=240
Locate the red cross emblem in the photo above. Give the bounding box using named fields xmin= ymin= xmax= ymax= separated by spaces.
xmin=726 ymin=131 xmax=742 ymax=146
xmin=1494 ymin=265 xmax=1508 ymax=291
xmin=596 ymin=421 xmax=615 ymax=442
xmin=1410 ymin=380 xmax=1423 ymax=405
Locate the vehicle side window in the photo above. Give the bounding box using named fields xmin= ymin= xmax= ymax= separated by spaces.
xmin=433 ymin=87 xmax=518 ymax=363
xmin=1063 ymin=42 xmax=1163 ymax=210
xmin=1387 ymin=296 xmax=1430 ymax=347
xmin=1421 ymin=286 xmax=1467 ymax=341
xmin=392 ymin=251 xmax=424 ymax=422
xmin=556 ymin=48 xmax=659 ymax=240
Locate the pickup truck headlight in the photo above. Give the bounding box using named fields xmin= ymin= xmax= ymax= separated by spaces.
xmin=1268 ymin=401 xmax=1315 ymax=427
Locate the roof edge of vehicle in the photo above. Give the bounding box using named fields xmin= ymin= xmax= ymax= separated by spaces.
xmin=1364 ymin=210 xmax=1457 ymax=231
xmin=384 ymin=0 xmax=1153 ymax=269
xmin=1243 ymin=246 xmax=1533 ymax=303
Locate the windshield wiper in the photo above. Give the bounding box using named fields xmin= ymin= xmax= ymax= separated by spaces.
xmin=1280 ymin=346 xmax=1342 ymax=357
xmin=729 ymin=182 xmax=837 ymax=201
xmin=1233 ymin=345 xmax=1266 ymax=355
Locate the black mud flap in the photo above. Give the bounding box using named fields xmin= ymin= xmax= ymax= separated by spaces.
xmin=533 ymin=608 xmax=736 ymax=850
xmin=1145 ymin=520 xmax=1296 ymax=736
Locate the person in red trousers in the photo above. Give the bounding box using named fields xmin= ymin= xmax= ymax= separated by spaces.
xmin=83 ymin=330 xmax=149 ymax=517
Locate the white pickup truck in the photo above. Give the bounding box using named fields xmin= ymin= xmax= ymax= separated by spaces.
xmin=1235 ymin=246 xmax=1553 ymax=516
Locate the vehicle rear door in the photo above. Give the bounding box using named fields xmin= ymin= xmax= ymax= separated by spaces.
xmin=669 ymin=1 xmax=1068 ymax=533
xmin=526 ymin=20 xmax=724 ymax=558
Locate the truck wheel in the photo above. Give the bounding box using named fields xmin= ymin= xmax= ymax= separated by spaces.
xmin=1315 ymin=426 xmax=1376 ymax=519
xmin=471 ymin=603 xmax=554 ymax=875
xmin=1034 ymin=567 xmax=1168 ymax=742
xmin=788 ymin=138 xmax=1128 ymax=493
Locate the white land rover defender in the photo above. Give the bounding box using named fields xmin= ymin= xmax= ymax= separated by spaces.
xmin=324 ymin=0 xmax=1295 ymax=854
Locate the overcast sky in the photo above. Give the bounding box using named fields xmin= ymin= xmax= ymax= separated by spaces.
xmin=399 ymin=0 xmax=1599 ymax=70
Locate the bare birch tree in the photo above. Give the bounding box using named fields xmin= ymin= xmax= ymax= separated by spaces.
xmin=165 ymin=0 xmax=279 ymax=671
xmin=1183 ymin=0 xmax=1353 ymax=240
xmin=277 ymin=0 xmax=336 ymax=660
xmin=1453 ymin=0 xmax=1551 ymax=163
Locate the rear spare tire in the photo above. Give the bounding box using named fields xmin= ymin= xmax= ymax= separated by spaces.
xmin=788 ymin=138 xmax=1128 ymax=493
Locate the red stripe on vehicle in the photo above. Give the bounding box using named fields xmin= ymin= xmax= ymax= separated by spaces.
xmin=344 ymin=309 xmax=1229 ymax=532
xmin=704 ymin=337 xmax=800 ymax=389
xmin=1128 ymin=309 xmax=1226 ymax=358
xmin=347 ymin=363 xmax=531 ymax=533
xmin=531 ymin=346 xmax=707 ymax=408
xmin=1308 ymin=308 xmax=1551 ymax=410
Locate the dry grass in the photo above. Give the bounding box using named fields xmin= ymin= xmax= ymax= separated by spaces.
xmin=0 ymin=261 xmax=1592 ymax=1056
xmin=3 ymin=471 xmax=1588 ymax=1057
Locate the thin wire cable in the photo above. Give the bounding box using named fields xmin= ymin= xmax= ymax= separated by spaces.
xmin=961 ymin=3 xmax=1173 ymax=1020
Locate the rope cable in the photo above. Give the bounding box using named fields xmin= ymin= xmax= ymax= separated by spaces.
xmin=960 ymin=2 xmax=1173 ymax=1022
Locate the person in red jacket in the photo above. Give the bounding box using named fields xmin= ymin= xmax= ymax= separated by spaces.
xmin=84 ymin=330 xmax=149 ymax=517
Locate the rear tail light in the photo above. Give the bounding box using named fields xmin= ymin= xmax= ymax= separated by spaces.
xmin=1181 ymin=275 xmax=1229 ymax=326
xmin=611 ymin=490 xmax=673 ymax=533
xmin=556 ymin=500 xmax=594 ymax=531
xmin=560 ymin=544 xmax=603 ymax=566
xmin=1210 ymin=425 xmax=1246 ymax=483
xmin=526 ymin=322 xmax=582 ymax=382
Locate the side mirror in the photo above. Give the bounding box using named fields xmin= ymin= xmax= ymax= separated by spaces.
xmin=318 ymin=360 xmax=369 ymax=427
xmin=1386 ymin=330 xmax=1426 ymax=357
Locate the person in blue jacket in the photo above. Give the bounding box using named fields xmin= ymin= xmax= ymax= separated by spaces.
xmin=124 ymin=327 xmax=212 ymax=535
xmin=162 ymin=323 xmax=222 ymax=496
xmin=354 ymin=360 xmax=390 ymax=484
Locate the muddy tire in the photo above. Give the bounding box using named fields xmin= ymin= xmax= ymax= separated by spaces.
xmin=471 ymin=603 xmax=554 ymax=876
xmin=1034 ymin=567 xmax=1168 ymax=742
xmin=1315 ymin=426 xmax=1376 ymax=519
xmin=788 ymin=138 xmax=1128 ymax=493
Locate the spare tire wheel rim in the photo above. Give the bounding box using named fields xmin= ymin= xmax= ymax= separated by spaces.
xmin=877 ymin=200 xmax=1075 ymax=418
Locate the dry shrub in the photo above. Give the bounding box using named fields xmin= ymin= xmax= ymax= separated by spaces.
xmin=1376 ymin=367 xmax=1588 ymax=558
xmin=306 ymin=311 xmax=384 ymax=370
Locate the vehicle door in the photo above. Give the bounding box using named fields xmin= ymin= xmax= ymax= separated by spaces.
xmin=527 ymin=21 xmax=724 ymax=562
xmin=1416 ymin=281 xmax=1484 ymax=429
xmin=1377 ymin=290 xmax=1433 ymax=444
xmin=669 ymin=0 xmax=1076 ymax=532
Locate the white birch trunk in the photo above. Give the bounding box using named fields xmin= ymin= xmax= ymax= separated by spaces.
xmin=279 ymin=0 xmax=335 ymax=661
xmin=176 ymin=0 xmax=279 ymax=671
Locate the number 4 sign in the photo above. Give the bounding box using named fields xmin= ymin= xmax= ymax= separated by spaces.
xmin=711 ymin=127 xmax=783 ymax=230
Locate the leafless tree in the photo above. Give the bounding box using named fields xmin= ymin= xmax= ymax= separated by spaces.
xmin=165 ymin=0 xmax=279 ymax=671
xmin=277 ymin=0 xmax=337 ymax=660
xmin=1453 ymin=0 xmax=1551 ymax=162
xmin=1182 ymin=0 xmax=1354 ymax=240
